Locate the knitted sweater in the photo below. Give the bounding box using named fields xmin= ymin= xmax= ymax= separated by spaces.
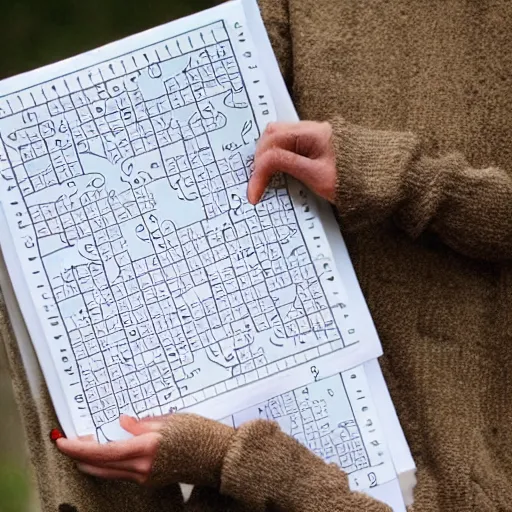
xmin=3 ymin=0 xmax=512 ymax=510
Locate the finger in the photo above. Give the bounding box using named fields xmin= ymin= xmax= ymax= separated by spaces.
xmin=83 ymin=456 xmax=152 ymax=474
xmin=120 ymin=415 xmax=163 ymax=436
xmin=56 ymin=433 xmax=152 ymax=464
xmin=255 ymin=127 xmax=298 ymax=159
xmin=138 ymin=413 xmax=174 ymax=423
xmin=248 ymin=148 xmax=323 ymax=204
xmin=78 ymin=434 xmax=96 ymax=443
xmin=260 ymin=121 xmax=319 ymax=140
xmin=76 ymin=462 xmax=143 ymax=484
xmin=256 ymin=121 xmax=327 ymax=158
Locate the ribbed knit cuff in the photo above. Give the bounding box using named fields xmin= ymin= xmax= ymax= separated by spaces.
xmin=220 ymin=420 xmax=288 ymax=508
xmin=149 ymin=414 xmax=234 ymax=488
xmin=329 ymin=117 xmax=420 ymax=230
xmin=396 ymin=153 xmax=452 ymax=238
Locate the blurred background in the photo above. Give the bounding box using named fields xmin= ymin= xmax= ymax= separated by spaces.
xmin=0 ymin=1 xmax=216 ymax=510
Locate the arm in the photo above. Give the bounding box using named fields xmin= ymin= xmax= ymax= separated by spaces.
xmin=150 ymin=414 xmax=390 ymax=512
xmin=330 ymin=117 xmax=512 ymax=260
xmin=56 ymin=414 xmax=388 ymax=510
xmin=249 ymin=120 xmax=512 ymax=261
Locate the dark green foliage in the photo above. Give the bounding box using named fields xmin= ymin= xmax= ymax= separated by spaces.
xmin=0 ymin=0 xmax=217 ymax=79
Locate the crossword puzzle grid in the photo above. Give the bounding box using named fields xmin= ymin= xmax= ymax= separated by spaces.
xmin=254 ymin=387 xmax=370 ymax=474
xmin=0 ymin=21 xmax=350 ymax=430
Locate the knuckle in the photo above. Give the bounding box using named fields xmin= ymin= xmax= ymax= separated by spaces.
xmin=135 ymin=459 xmax=149 ymax=474
xmin=265 ymin=121 xmax=287 ymax=135
xmin=261 ymin=148 xmax=279 ymax=168
xmin=266 ymin=147 xmax=279 ymax=159
xmin=149 ymin=433 xmax=161 ymax=450
xmin=281 ymin=150 xmax=295 ymax=166
xmin=265 ymin=130 xmax=281 ymax=147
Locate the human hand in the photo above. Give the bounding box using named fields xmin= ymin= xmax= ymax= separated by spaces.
xmin=56 ymin=414 xmax=165 ymax=485
xmin=247 ymin=121 xmax=337 ymax=205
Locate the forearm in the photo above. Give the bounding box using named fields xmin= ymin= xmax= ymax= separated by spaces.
xmin=150 ymin=415 xmax=389 ymax=511
xmin=331 ymin=117 xmax=512 ymax=260
xmin=220 ymin=420 xmax=390 ymax=512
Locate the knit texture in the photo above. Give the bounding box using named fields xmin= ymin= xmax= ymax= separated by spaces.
xmin=3 ymin=0 xmax=512 ymax=510
xmin=149 ymin=414 xmax=234 ymax=488
xmin=220 ymin=419 xmax=390 ymax=512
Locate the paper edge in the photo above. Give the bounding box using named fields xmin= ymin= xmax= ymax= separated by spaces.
xmin=0 ymin=204 xmax=77 ymax=436
xmin=364 ymin=359 xmax=417 ymax=505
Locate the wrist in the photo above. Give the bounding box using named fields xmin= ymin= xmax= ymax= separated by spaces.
xmin=148 ymin=414 xmax=234 ymax=488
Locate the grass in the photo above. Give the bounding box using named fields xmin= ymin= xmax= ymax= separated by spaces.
xmin=0 ymin=462 xmax=31 ymax=512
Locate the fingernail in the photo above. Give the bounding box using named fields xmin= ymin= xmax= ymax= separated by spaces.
xmin=50 ymin=428 xmax=65 ymax=443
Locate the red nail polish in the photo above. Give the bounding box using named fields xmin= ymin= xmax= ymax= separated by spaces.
xmin=50 ymin=428 xmax=65 ymax=443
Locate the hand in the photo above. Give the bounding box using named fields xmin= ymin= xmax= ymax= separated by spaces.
xmin=56 ymin=415 xmax=165 ymax=485
xmin=247 ymin=121 xmax=337 ymax=205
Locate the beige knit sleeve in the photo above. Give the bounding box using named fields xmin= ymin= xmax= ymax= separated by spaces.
xmin=330 ymin=117 xmax=512 ymax=260
xmin=149 ymin=413 xmax=390 ymax=511
xmin=219 ymin=420 xmax=390 ymax=511
xmin=258 ymin=0 xmax=293 ymax=88
xmin=149 ymin=414 xmax=234 ymax=488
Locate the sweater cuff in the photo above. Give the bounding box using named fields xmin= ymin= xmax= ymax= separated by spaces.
xmin=149 ymin=413 xmax=234 ymax=488
xmin=395 ymin=153 xmax=454 ymax=238
xmin=220 ymin=420 xmax=291 ymax=507
xmin=329 ymin=117 xmax=420 ymax=230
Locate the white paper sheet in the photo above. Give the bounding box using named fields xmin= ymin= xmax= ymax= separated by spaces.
xmin=0 ymin=236 xmax=409 ymax=509
xmin=0 ymin=1 xmax=414 ymax=506
xmin=0 ymin=246 xmax=408 ymax=509
xmin=0 ymin=0 xmax=381 ymax=440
